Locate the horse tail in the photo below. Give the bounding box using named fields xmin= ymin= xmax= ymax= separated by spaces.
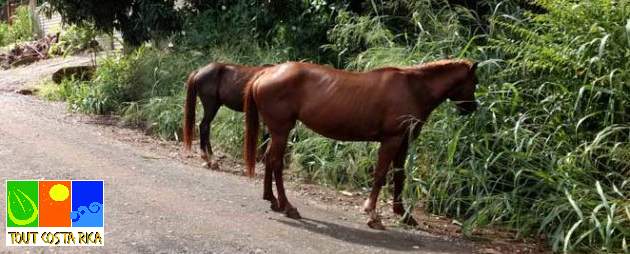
xmin=244 ymin=79 xmax=260 ymax=177
xmin=183 ymin=69 xmax=199 ymax=152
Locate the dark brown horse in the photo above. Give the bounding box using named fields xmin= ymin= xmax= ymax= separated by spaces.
xmin=182 ymin=63 xmax=272 ymax=168
xmin=244 ymin=59 xmax=479 ymax=229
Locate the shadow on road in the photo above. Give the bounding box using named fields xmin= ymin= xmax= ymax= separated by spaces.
xmin=276 ymin=217 xmax=469 ymax=253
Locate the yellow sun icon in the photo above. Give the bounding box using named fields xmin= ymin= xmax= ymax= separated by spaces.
xmin=49 ymin=184 xmax=69 ymax=202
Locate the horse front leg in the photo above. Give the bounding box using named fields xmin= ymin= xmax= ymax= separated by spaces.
xmin=392 ymin=138 xmax=418 ymax=226
xmin=363 ymin=137 xmax=402 ymax=230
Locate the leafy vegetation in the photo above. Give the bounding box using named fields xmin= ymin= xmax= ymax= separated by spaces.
xmin=44 ymin=0 xmax=180 ymax=46
xmin=49 ymin=24 xmax=100 ymax=56
xmin=42 ymin=0 xmax=629 ymax=252
xmin=0 ymin=6 xmax=33 ymax=47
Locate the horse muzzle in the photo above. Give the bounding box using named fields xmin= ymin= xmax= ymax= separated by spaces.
xmin=454 ymin=101 xmax=478 ymax=115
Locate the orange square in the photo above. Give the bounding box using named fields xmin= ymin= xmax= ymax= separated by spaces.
xmin=38 ymin=181 xmax=71 ymax=227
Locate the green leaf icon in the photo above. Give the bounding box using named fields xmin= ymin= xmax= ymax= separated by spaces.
xmin=6 ymin=181 xmax=38 ymax=227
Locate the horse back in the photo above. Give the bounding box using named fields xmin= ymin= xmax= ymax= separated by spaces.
xmin=195 ymin=63 xmax=269 ymax=112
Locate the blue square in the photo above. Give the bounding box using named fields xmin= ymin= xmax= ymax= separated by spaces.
xmin=71 ymin=181 xmax=103 ymax=227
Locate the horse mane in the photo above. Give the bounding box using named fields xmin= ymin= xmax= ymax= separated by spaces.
xmin=365 ymin=59 xmax=472 ymax=74
xmin=410 ymin=59 xmax=473 ymax=72
xmin=368 ymin=66 xmax=403 ymax=72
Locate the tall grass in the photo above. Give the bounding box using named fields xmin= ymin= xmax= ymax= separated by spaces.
xmin=406 ymin=1 xmax=629 ymax=252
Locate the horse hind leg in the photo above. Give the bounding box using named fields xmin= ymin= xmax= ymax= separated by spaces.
xmin=267 ymin=128 xmax=300 ymax=219
xmin=392 ymin=138 xmax=418 ymax=226
xmin=363 ymin=137 xmax=403 ymax=230
xmin=199 ymin=102 xmax=220 ymax=169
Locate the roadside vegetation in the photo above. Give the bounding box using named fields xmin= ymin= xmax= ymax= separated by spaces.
xmin=48 ymin=24 xmax=102 ymax=56
xmin=1 ymin=4 xmax=101 ymax=69
xmin=40 ymin=0 xmax=629 ymax=252
xmin=0 ymin=5 xmax=33 ymax=48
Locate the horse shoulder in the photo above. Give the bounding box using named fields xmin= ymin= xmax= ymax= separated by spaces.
xmin=372 ymin=69 xmax=409 ymax=90
xmin=380 ymin=71 xmax=419 ymax=113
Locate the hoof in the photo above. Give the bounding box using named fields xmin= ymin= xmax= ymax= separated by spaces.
xmin=285 ymin=207 xmax=302 ymax=219
xmin=393 ymin=203 xmax=404 ymax=216
xmin=270 ymin=201 xmax=283 ymax=212
xmin=401 ymin=215 xmax=419 ymax=227
xmin=367 ymin=218 xmax=386 ymax=230
xmin=204 ymin=161 xmax=220 ymax=170
xmin=366 ymin=209 xmax=385 ymax=230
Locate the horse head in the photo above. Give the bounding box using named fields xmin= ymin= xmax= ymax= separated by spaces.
xmin=447 ymin=61 xmax=479 ymax=115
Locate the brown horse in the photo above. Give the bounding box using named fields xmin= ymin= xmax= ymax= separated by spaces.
xmin=244 ymin=59 xmax=479 ymax=229
xmin=182 ymin=63 xmax=272 ymax=168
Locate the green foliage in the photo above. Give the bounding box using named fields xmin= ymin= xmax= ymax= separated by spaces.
xmin=326 ymin=10 xmax=394 ymax=65
xmin=37 ymin=80 xmax=64 ymax=101
xmin=0 ymin=6 xmax=33 ymax=47
xmin=177 ymin=0 xmax=336 ymax=62
xmin=0 ymin=22 xmax=8 ymax=46
xmin=43 ymin=78 xmax=94 ymax=113
xmin=412 ymin=0 xmax=630 ymax=252
xmin=291 ymin=127 xmax=378 ymax=187
xmin=177 ymin=2 xmax=257 ymax=50
xmin=326 ymin=0 xmax=479 ymax=69
xmin=46 ymin=0 xmax=181 ymax=46
xmin=9 ymin=6 xmax=33 ymax=42
xmin=50 ymin=24 xmax=100 ymax=55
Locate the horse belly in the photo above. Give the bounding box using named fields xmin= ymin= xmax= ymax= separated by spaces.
xmin=295 ymin=91 xmax=385 ymax=141
xmin=298 ymin=115 xmax=381 ymax=141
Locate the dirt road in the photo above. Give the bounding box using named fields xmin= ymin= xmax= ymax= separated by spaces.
xmin=0 ymin=58 xmax=472 ymax=253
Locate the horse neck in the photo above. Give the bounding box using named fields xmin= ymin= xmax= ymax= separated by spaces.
xmin=407 ymin=69 xmax=461 ymax=114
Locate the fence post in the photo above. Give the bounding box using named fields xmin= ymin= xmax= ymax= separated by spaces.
xmin=6 ymin=1 xmax=11 ymax=25
xmin=29 ymin=0 xmax=43 ymax=38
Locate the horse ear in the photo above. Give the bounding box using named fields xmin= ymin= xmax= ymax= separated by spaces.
xmin=470 ymin=62 xmax=479 ymax=73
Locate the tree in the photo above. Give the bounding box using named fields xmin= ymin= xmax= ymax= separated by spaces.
xmin=45 ymin=0 xmax=181 ymax=46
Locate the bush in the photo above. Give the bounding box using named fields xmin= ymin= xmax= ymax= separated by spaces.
xmin=0 ymin=6 xmax=34 ymax=47
xmin=49 ymin=24 xmax=100 ymax=56
xmin=49 ymin=78 xmax=94 ymax=113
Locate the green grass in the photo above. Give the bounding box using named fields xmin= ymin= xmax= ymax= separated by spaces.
xmin=37 ymin=80 xmax=63 ymax=101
